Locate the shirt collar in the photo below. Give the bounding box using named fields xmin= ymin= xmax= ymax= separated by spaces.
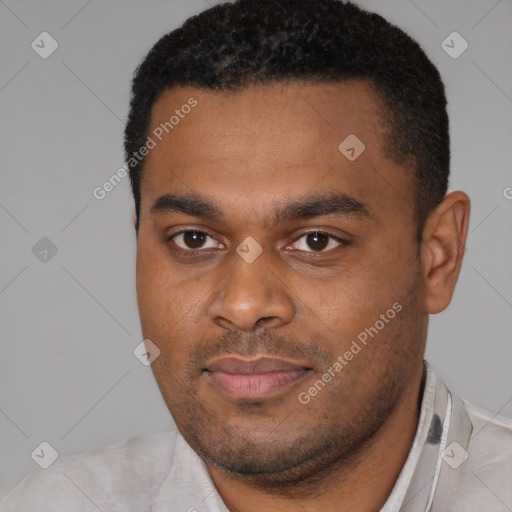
xmin=382 ymin=360 xmax=473 ymax=511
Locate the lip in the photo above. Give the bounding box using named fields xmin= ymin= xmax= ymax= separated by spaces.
xmin=203 ymin=356 xmax=310 ymax=400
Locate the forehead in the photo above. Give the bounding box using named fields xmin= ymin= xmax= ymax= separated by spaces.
xmin=149 ymin=80 xmax=385 ymax=159
xmin=140 ymin=81 xmax=414 ymax=224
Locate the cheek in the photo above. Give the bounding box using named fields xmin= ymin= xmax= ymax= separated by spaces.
xmin=136 ymin=242 xmax=185 ymax=337
xmin=136 ymin=243 xmax=211 ymax=369
xmin=295 ymin=243 xmax=419 ymax=351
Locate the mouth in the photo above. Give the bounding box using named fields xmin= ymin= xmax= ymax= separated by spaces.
xmin=203 ymin=356 xmax=312 ymax=401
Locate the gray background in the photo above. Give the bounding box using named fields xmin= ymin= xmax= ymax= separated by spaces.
xmin=1 ymin=0 xmax=511 ymax=495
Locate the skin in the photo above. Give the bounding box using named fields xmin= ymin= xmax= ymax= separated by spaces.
xmin=134 ymin=81 xmax=470 ymax=511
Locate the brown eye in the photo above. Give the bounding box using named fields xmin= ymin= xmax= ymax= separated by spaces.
xmin=288 ymin=231 xmax=348 ymax=253
xmin=183 ymin=231 xmax=207 ymax=249
xmin=170 ymin=230 xmax=223 ymax=251
xmin=305 ymin=232 xmax=330 ymax=251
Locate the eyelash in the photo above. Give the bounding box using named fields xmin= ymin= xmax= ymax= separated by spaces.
xmin=166 ymin=229 xmax=351 ymax=257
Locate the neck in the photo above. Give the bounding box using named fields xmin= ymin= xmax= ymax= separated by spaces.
xmin=207 ymin=363 xmax=426 ymax=512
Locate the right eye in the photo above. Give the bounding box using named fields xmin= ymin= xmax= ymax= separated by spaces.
xmin=168 ymin=230 xmax=225 ymax=252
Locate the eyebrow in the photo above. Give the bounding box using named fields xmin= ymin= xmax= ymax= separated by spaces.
xmin=150 ymin=192 xmax=374 ymax=226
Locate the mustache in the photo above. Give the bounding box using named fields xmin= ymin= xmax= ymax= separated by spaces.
xmin=188 ymin=329 xmax=334 ymax=373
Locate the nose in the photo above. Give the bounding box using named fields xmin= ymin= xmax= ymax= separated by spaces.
xmin=208 ymin=253 xmax=295 ymax=332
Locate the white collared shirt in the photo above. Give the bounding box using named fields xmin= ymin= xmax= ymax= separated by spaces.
xmin=2 ymin=362 xmax=511 ymax=511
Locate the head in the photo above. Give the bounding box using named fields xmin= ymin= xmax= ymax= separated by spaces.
xmin=126 ymin=0 xmax=469 ymax=489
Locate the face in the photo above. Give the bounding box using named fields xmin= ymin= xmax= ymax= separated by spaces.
xmin=135 ymin=81 xmax=428 ymax=486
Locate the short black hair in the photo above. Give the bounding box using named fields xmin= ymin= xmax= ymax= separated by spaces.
xmin=125 ymin=0 xmax=449 ymax=241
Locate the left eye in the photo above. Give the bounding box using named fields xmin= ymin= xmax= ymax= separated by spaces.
xmin=288 ymin=231 xmax=345 ymax=252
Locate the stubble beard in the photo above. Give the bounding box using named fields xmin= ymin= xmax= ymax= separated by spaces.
xmin=161 ymin=272 xmax=426 ymax=497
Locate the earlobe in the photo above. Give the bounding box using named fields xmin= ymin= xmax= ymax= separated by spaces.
xmin=421 ymin=191 xmax=470 ymax=314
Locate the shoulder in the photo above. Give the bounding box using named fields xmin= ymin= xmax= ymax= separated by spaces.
xmin=464 ymin=399 xmax=512 ymax=434
xmin=463 ymin=399 xmax=512 ymax=478
xmin=0 ymin=431 xmax=178 ymax=512
xmin=463 ymin=399 xmax=512 ymax=467
xmin=448 ymin=400 xmax=512 ymax=510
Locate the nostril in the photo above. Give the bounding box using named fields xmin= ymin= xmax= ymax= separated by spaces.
xmin=255 ymin=316 xmax=278 ymax=328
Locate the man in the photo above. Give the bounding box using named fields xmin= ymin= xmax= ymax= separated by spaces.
xmin=4 ymin=0 xmax=511 ymax=510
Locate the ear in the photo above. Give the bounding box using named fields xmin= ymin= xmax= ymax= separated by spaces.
xmin=132 ymin=209 xmax=138 ymax=230
xmin=420 ymin=191 xmax=470 ymax=314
